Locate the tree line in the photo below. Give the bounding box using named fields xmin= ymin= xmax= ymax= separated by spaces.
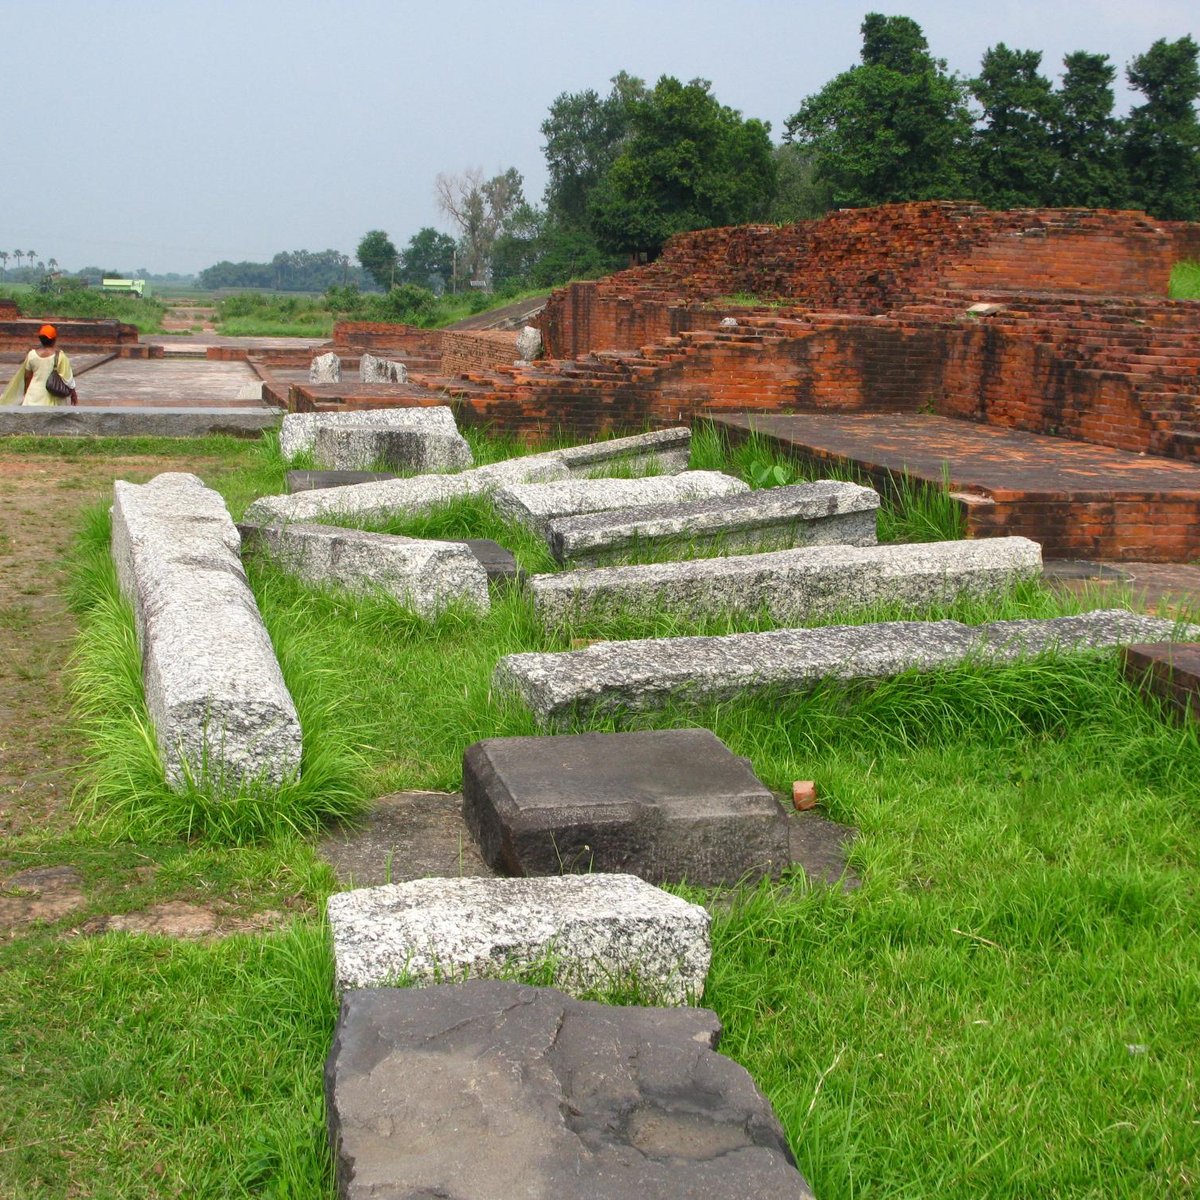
xmin=355 ymin=16 xmax=1198 ymax=301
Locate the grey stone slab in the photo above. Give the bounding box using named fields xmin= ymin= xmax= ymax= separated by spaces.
xmin=239 ymin=522 xmax=489 ymax=617
xmin=0 ymin=407 xmax=280 ymax=438
xmin=359 ymin=353 xmax=408 ymax=384
xmin=319 ymin=791 xmax=493 ymax=888
xmin=243 ymin=453 xmax=569 ymax=526
xmin=462 ymin=729 xmax=790 ymax=886
xmin=326 ymin=979 xmax=814 ymax=1200
xmin=278 ymin=405 xmax=460 ymax=461
xmin=312 ymin=425 xmax=474 ymax=473
xmin=547 ymin=479 xmax=880 ymax=565
xmin=285 ymin=469 xmax=398 ymax=493
xmin=110 ymin=472 xmax=302 ymax=789
xmin=494 ymin=471 xmax=750 ymax=538
xmin=788 ymin=810 xmax=859 ymax=890
xmin=531 ymin=536 xmax=1043 ymax=630
xmin=494 ymin=609 xmax=1193 ymax=727
xmin=309 ymin=351 xmax=341 ymax=383
xmin=327 ymin=873 xmax=711 ymax=1003
xmin=557 ymin=426 xmax=692 ymax=477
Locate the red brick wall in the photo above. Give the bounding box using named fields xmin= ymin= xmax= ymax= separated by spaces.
xmin=0 ymin=318 xmax=139 ymax=350
xmin=331 ymin=322 xmax=445 ymax=354
xmin=440 ymin=330 xmax=517 ymax=375
xmin=1167 ymin=221 xmax=1200 ymax=264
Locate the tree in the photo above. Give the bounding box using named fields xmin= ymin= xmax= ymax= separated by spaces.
xmin=356 ymin=230 xmax=399 ymax=290
xmin=588 ymin=76 xmax=776 ymax=257
xmin=0 ymin=251 xmax=8 ymax=277
xmin=1124 ymin=35 xmax=1200 ymax=220
xmin=435 ymin=167 xmax=527 ymax=286
xmin=785 ymin=14 xmax=973 ymax=208
xmin=768 ymin=144 xmax=834 ymax=222
xmin=398 ymin=227 xmax=457 ymax=291
xmin=12 ymin=250 xmax=22 ymax=272
xmin=970 ymin=44 xmax=1061 ymax=208
xmin=1050 ymin=52 xmax=1125 ymax=207
xmin=541 ymin=71 xmax=647 ymax=229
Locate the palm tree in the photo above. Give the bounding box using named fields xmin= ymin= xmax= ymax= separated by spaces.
xmin=0 ymin=251 xmax=8 ymax=277
xmin=47 ymin=257 xmax=58 ymax=274
xmin=11 ymin=250 xmax=22 ymax=271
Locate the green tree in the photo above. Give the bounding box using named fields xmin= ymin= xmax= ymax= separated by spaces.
xmin=589 ymin=75 xmax=776 ymax=257
xmin=541 ymin=71 xmax=646 ymax=229
xmin=436 ymin=167 xmax=527 ymax=286
xmin=970 ymin=44 xmax=1061 ymax=208
xmin=768 ymin=144 xmax=835 ymax=222
xmin=398 ymin=227 xmax=457 ymax=291
xmin=785 ymin=14 xmax=972 ymax=207
xmin=356 ymin=229 xmax=399 ymax=290
xmin=1050 ymin=52 xmax=1125 ymax=207
xmin=1124 ymin=35 xmax=1200 ymax=220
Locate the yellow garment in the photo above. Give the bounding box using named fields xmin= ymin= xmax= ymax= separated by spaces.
xmin=0 ymin=348 xmax=75 ymax=406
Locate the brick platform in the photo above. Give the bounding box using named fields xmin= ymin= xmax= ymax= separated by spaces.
xmin=713 ymin=412 xmax=1200 ymax=562
xmin=1121 ymin=642 xmax=1200 ymax=722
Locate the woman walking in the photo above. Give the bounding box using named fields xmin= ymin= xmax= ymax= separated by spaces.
xmin=1 ymin=323 xmax=78 ymax=405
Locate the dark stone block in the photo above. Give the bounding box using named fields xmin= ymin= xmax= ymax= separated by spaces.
xmin=326 ymin=979 xmax=814 ymax=1200
xmin=453 ymin=538 xmax=522 ymax=588
xmin=285 ymin=469 xmax=398 ymax=493
xmin=462 ymin=729 xmax=790 ymax=886
xmin=1121 ymin=641 xmax=1200 ymax=722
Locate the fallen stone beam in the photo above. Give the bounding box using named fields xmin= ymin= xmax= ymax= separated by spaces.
xmin=326 ymin=980 xmax=815 ymax=1200
xmin=495 ymin=610 xmax=1195 ymax=727
xmin=493 ymin=471 xmax=749 ymax=538
xmin=556 ymin=426 xmax=692 ymax=477
xmin=531 ymin=536 xmax=1042 ymax=629
xmin=110 ymin=472 xmax=302 ymax=789
xmin=327 ymin=873 xmax=711 ymax=1003
xmin=312 ymin=424 xmax=473 ymax=473
xmin=242 ymin=453 xmax=569 ymax=526
xmin=278 ymin=405 xmax=461 ymax=461
xmin=546 ymin=479 xmax=880 ymax=565
xmin=1121 ymin=642 xmax=1200 ymax=723
xmin=462 ymin=728 xmax=789 ymax=886
xmin=239 ymin=522 xmax=489 ymax=617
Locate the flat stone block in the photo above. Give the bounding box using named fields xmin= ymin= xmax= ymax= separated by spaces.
xmin=242 ymin=453 xmax=569 ymax=526
xmin=327 ymin=873 xmax=711 ymax=1003
xmin=463 ymin=728 xmax=790 ymax=886
xmin=0 ymin=406 xmax=280 ymax=438
xmin=240 ymin=522 xmax=488 ymax=617
xmin=531 ymin=536 xmax=1043 ymax=629
xmin=557 ymin=426 xmax=692 ymax=477
xmin=548 ymin=479 xmax=880 ymax=565
xmin=110 ymin=472 xmax=302 ymax=789
xmin=326 ymin=979 xmax=814 ymax=1200
xmin=1121 ymin=641 xmax=1200 ymax=722
xmin=494 ymin=471 xmax=750 ymax=538
xmin=278 ymin=405 xmax=460 ymax=461
xmin=454 ymin=538 xmax=522 ymax=587
xmin=286 ymin=469 xmax=397 ymax=493
xmin=495 ymin=609 xmax=1194 ymax=727
xmin=312 ymin=424 xmax=473 ymax=473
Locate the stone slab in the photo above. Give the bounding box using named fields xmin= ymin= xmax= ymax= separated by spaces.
xmin=309 ymin=351 xmax=341 ymax=383
xmin=531 ymin=536 xmax=1043 ymax=629
xmin=1122 ymin=641 xmax=1200 ymax=722
xmin=110 ymin=472 xmax=302 ymax=788
xmin=239 ymin=522 xmax=489 ymax=616
xmin=326 ymin=979 xmax=814 ymax=1200
xmin=547 ymin=479 xmax=881 ymax=565
xmin=495 ymin=610 xmax=1195 ymax=727
xmin=359 ymin=353 xmax=408 ymax=384
xmin=286 ymin=469 xmax=398 ymax=493
xmin=557 ymin=426 xmax=692 ymax=477
xmin=319 ymin=791 xmax=492 ymax=887
xmin=312 ymin=424 xmax=473 ymax=472
xmin=494 ymin=471 xmax=750 ymax=537
xmin=0 ymin=407 xmax=280 ymax=438
xmin=462 ymin=728 xmax=790 ymax=886
xmin=278 ymin=405 xmax=460 ymax=461
xmin=454 ymin=538 xmax=522 ymax=587
xmin=243 ymin=453 xmax=569 ymax=526
xmin=327 ymin=873 xmax=711 ymax=1003
xmin=788 ymin=810 xmax=859 ymax=890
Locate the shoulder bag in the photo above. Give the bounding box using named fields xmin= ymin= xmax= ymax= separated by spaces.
xmin=46 ymin=351 xmax=73 ymax=398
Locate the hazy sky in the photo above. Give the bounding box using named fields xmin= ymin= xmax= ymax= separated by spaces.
xmin=5 ymin=0 xmax=1195 ymax=275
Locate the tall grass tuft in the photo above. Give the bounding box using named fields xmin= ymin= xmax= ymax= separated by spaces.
xmin=66 ymin=503 xmax=367 ymax=844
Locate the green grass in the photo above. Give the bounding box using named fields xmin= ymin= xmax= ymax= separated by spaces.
xmin=3 ymin=285 xmax=169 ymax=334
xmin=7 ymin=426 xmax=1198 ymax=1196
xmin=1168 ymin=260 xmax=1200 ymax=300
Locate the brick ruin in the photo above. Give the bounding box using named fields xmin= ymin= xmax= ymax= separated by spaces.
xmin=251 ymin=200 xmax=1200 ymax=560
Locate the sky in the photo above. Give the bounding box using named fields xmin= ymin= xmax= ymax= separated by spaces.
xmin=4 ymin=0 xmax=1195 ymax=276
